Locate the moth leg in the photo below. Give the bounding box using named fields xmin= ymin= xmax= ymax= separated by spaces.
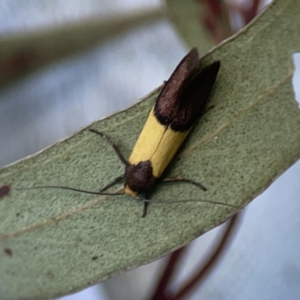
xmin=142 ymin=203 xmax=148 ymax=218
xmin=89 ymin=129 xmax=129 ymax=166
xmin=141 ymin=193 xmax=150 ymax=218
xmin=162 ymin=176 xmax=207 ymax=191
xmin=99 ymin=174 xmax=125 ymax=192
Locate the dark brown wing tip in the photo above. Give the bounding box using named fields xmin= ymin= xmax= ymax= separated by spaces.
xmin=188 ymin=47 xmax=199 ymax=57
xmin=208 ymin=60 xmax=221 ymax=72
xmin=169 ymin=59 xmax=221 ymax=132
xmin=185 ymin=48 xmax=199 ymax=66
xmin=200 ymin=60 xmax=221 ymax=80
xmin=154 ymin=47 xmax=200 ymax=125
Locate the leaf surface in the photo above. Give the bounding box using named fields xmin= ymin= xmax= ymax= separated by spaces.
xmin=0 ymin=0 xmax=300 ymax=299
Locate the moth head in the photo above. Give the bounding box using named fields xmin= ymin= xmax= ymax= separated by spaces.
xmin=124 ymin=161 xmax=156 ymax=196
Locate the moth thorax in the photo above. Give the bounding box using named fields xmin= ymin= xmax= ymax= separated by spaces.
xmin=125 ymin=161 xmax=157 ymax=195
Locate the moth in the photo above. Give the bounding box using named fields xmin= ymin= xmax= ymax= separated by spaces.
xmin=19 ymin=48 xmax=234 ymax=217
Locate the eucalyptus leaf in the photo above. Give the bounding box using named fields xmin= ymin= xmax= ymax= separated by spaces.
xmin=0 ymin=8 xmax=163 ymax=89
xmin=165 ymin=0 xmax=232 ymax=53
xmin=0 ymin=0 xmax=300 ymax=299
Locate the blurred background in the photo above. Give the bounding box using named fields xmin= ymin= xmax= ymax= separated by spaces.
xmin=0 ymin=0 xmax=299 ymax=299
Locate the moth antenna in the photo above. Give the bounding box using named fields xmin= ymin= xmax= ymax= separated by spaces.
xmin=16 ymin=185 xmax=124 ymax=196
xmin=139 ymin=198 xmax=238 ymax=208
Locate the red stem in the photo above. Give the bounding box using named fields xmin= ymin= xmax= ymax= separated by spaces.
xmin=149 ymin=247 xmax=187 ymax=300
xmin=243 ymin=0 xmax=261 ymax=24
xmin=172 ymin=213 xmax=242 ymax=299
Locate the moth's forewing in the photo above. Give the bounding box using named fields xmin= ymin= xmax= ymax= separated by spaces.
xmin=171 ymin=61 xmax=221 ymax=131
xmin=154 ymin=48 xmax=199 ymax=125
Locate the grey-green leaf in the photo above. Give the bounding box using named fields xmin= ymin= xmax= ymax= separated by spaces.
xmin=0 ymin=8 xmax=163 ymax=89
xmin=0 ymin=0 xmax=300 ymax=299
xmin=165 ymin=0 xmax=231 ymax=53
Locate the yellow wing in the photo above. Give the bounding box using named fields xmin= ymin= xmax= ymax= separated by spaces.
xmin=128 ymin=107 xmax=189 ymax=178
